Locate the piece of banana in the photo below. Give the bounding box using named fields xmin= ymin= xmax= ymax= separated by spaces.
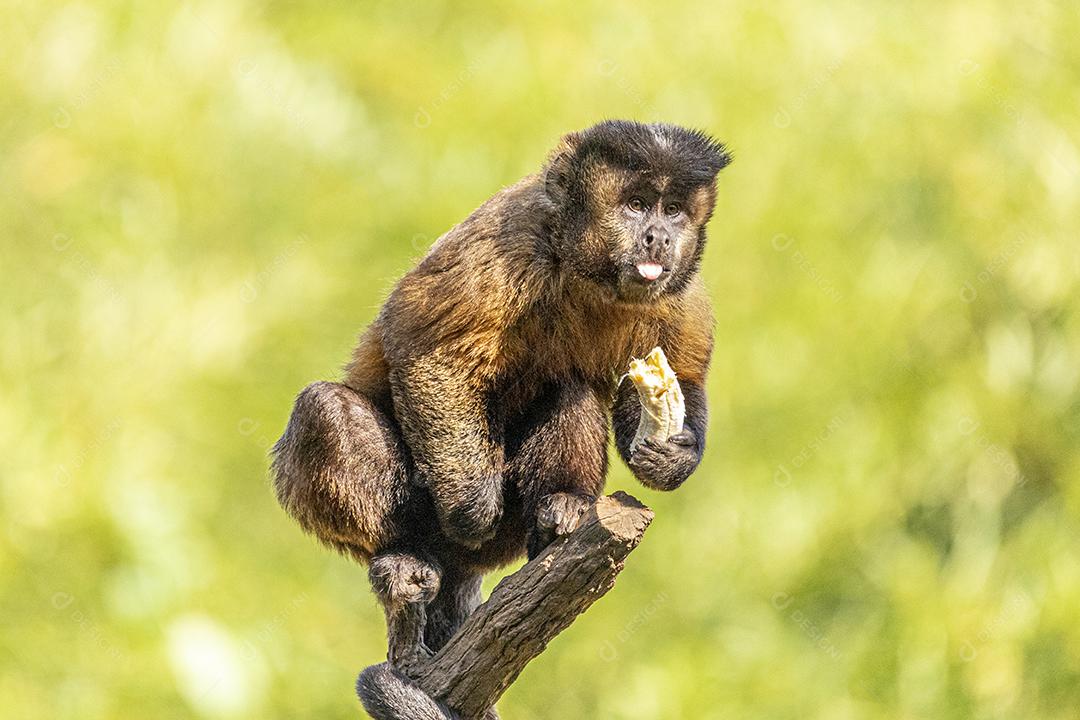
xmin=626 ymin=347 xmax=685 ymax=454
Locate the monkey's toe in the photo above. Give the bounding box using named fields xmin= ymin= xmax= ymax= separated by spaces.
xmin=537 ymin=492 xmax=595 ymax=537
xmin=399 ymin=566 xmax=441 ymax=604
xmin=369 ymin=553 xmax=442 ymax=605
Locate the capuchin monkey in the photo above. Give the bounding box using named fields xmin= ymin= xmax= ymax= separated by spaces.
xmin=272 ymin=120 xmax=731 ymax=719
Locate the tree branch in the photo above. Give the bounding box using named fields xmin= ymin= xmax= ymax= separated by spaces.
xmin=358 ymin=491 xmax=654 ymax=720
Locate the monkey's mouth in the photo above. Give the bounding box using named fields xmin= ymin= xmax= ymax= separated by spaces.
xmin=614 ymin=262 xmax=670 ymax=303
xmin=635 ymin=262 xmax=665 ymax=281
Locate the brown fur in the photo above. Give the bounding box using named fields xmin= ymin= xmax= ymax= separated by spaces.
xmin=272 ymin=121 xmax=731 ymax=710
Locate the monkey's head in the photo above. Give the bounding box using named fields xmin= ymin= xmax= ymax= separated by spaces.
xmin=544 ymin=120 xmax=731 ymax=303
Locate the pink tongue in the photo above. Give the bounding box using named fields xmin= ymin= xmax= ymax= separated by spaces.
xmin=637 ymin=262 xmax=663 ymax=281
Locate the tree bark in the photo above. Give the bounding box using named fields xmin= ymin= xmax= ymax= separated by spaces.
xmin=358 ymin=491 xmax=654 ymax=720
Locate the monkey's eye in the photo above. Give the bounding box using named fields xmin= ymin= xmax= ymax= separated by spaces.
xmin=664 ymin=202 xmax=682 ymax=217
xmin=627 ymin=197 xmax=646 ymax=213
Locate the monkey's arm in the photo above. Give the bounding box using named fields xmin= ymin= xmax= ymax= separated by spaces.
xmin=390 ymin=353 xmax=503 ymax=548
xmin=614 ymin=378 xmax=707 ymax=491
xmin=615 ymin=286 xmax=713 ymax=490
xmin=380 ymin=217 xmax=541 ymax=548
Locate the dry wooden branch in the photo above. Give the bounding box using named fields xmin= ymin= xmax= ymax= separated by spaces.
xmin=358 ymin=491 xmax=654 ymax=720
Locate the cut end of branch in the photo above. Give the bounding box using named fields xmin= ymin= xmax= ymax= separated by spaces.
xmin=595 ymin=491 xmax=654 ymax=541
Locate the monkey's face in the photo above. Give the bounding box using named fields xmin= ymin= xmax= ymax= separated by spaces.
xmin=547 ymin=121 xmax=731 ymax=304
xmin=602 ymin=173 xmax=717 ymax=303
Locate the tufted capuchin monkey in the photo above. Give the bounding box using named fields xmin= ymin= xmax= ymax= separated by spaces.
xmin=272 ymin=120 xmax=731 ymax=717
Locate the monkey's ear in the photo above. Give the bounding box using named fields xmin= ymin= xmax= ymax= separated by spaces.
xmin=543 ymin=132 xmax=581 ymax=206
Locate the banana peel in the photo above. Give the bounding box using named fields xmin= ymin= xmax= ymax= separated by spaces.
xmin=626 ymin=347 xmax=685 ymax=454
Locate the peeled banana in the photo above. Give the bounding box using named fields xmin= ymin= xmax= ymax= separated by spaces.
xmin=626 ymin=347 xmax=685 ymax=454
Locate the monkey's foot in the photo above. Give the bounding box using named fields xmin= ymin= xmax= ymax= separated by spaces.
xmin=370 ymin=553 xmax=442 ymax=606
xmin=538 ymin=492 xmax=594 ymax=536
xmin=527 ymin=492 xmax=595 ymax=559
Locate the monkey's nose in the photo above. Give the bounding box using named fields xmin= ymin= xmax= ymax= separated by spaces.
xmin=642 ymin=226 xmax=671 ymax=252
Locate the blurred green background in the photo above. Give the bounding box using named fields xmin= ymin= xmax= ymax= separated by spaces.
xmin=3 ymin=0 xmax=1079 ymax=718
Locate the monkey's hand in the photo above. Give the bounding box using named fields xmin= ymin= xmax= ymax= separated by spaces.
xmin=434 ymin=472 xmax=504 ymax=549
xmin=629 ymin=429 xmax=700 ymax=491
xmin=527 ymin=492 xmax=595 ymax=559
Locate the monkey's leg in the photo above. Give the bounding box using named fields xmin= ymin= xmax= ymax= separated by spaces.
xmin=505 ymin=380 xmax=608 ymax=559
xmin=272 ymin=381 xmax=414 ymax=562
xmin=423 ymin=573 xmax=483 ymax=652
xmin=361 ymin=573 xmax=500 ymax=720
xmin=369 ymin=552 xmax=442 ymax=672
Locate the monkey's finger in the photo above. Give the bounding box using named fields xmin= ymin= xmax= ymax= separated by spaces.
xmin=668 ymin=430 xmax=696 ymax=447
xmin=640 ymin=438 xmax=671 ymax=456
xmin=630 ymin=453 xmax=660 ymax=475
xmin=536 ymin=506 xmax=558 ymax=530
